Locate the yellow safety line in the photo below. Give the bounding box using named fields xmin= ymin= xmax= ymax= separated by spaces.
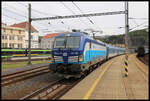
xmin=135 ymin=60 xmax=148 ymax=75
xmin=83 ymin=60 xmax=113 ymax=99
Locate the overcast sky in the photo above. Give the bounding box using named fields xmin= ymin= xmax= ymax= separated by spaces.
xmin=2 ymin=1 xmax=149 ymax=36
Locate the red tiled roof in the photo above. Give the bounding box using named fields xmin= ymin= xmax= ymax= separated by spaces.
xmin=10 ymin=21 xmax=38 ymax=32
xmin=43 ymin=32 xmax=63 ymax=39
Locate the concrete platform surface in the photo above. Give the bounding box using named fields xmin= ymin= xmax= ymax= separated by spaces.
xmin=60 ymin=54 xmax=148 ymax=100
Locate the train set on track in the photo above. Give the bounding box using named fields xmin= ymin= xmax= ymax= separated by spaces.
xmin=49 ymin=32 xmax=125 ymax=78
xmin=1 ymin=49 xmax=51 ymax=58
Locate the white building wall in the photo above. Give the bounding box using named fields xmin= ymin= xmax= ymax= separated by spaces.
xmin=41 ymin=37 xmax=55 ymax=49
xmin=14 ymin=36 xmax=18 ymax=48
xmin=7 ymin=35 xmax=9 ymax=48
xmin=24 ymin=31 xmax=39 ymax=48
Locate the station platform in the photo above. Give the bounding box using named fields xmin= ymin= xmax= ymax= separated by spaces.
xmin=60 ymin=54 xmax=148 ymax=99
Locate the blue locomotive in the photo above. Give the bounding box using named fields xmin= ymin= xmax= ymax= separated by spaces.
xmin=49 ymin=32 xmax=125 ymax=78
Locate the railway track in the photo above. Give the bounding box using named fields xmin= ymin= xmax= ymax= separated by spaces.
xmin=2 ymin=65 xmax=50 ymax=87
xmin=19 ymin=55 xmax=124 ymax=100
xmin=20 ymin=77 xmax=84 ymax=100
xmin=137 ymin=53 xmax=149 ymax=65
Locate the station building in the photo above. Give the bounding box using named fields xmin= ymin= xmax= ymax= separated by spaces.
xmin=10 ymin=21 xmax=39 ymax=48
xmin=40 ymin=32 xmax=62 ymax=49
xmin=1 ymin=22 xmax=25 ymax=48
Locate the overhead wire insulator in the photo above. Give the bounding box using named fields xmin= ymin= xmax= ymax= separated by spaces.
xmin=89 ymin=20 xmax=94 ymax=24
xmin=61 ymin=21 xmax=64 ymax=24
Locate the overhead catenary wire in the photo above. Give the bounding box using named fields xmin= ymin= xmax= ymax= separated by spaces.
xmin=60 ymin=1 xmax=92 ymax=30
xmin=3 ymin=4 xmax=28 ymax=16
xmin=2 ymin=7 xmax=47 ymax=29
xmin=3 ymin=3 xmax=59 ymax=32
xmin=2 ymin=7 xmax=28 ymax=18
xmin=129 ymin=21 xmax=148 ymax=31
xmin=72 ymin=1 xmax=103 ymax=32
xmin=22 ymin=2 xmax=72 ymax=32
xmin=2 ymin=14 xmax=25 ymax=22
xmin=130 ymin=18 xmax=139 ymax=27
xmin=129 ymin=17 xmax=148 ymax=20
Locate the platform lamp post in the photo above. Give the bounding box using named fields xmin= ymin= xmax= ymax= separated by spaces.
xmin=27 ymin=3 xmax=32 ymax=66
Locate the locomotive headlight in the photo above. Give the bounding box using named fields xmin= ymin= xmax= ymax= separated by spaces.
xmin=79 ymin=55 xmax=84 ymax=62
xmin=54 ymin=56 xmax=63 ymax=62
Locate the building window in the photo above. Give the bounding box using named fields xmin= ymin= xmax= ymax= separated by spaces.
xmin=10 ymin=36 xmax=14 ymax=40
xmin=9 ymin=36 xmax=11 ymax=40
xmin=19 ymin=30 xmax=21 ymax=34
xmin=2 ymin=43 xmax=4 ymax=48
xmin=5 ymin=43 xmax=7 ymax=47
xmin=20 ymin=36 xmax=22 ymax=40
xmin=5 ymin=35 xmax=7 ymax=40
xmin=20 ymin=44 xmax=22 ymax=48
xmin=10 ymin=29 xmax=13 ymax=33
xmin=3 ymin=28 xmax=6 ymax=32
xmin=2 ymin=35 xmax=4 ymax=39
xmin=12 ymin=43 xmax=14 ymax=48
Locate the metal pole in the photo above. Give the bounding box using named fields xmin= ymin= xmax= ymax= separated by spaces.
xmin=92 ymin=31 xmax=95 ymax=39
xmin=124 ymin=2 xmax=129 ymax=77
xmin=27 ymin=3 xmax=32 ymax=65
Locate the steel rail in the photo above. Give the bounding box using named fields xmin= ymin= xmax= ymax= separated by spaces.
xmin=2 ymin=65 xmax=50 ymax=87
xmin=20 ymin=79 xmax=63 ymax=100
xmin=2 ymin=65 xmax=49 ymax=77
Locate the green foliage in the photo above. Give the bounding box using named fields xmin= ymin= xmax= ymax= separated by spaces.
xmin=96 ymin=29 xmax=148 ymax=48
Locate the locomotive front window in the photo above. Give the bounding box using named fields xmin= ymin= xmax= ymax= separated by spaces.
xmin=54 ymin=37 xmax=65 ymax=48
xmin=66 ymin=36 xmax=80 ymax=48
